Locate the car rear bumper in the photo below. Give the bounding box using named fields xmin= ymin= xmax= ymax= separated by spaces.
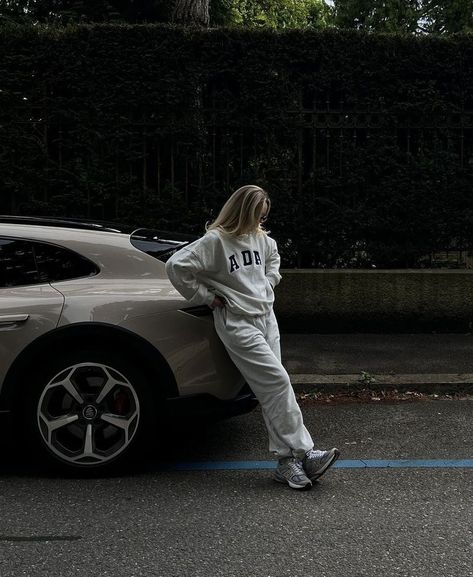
xmin=165 ymin=385 xmax=258 ymax=421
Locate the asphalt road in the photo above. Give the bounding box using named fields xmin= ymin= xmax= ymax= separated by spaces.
xmin=0 ymin=400 xmax=472 ymax=577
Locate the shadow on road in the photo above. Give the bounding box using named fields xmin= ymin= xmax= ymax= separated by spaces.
xmin=0 ymin=413 xmax=261 ymax=479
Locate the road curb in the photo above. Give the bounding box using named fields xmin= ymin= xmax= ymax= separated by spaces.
xmin=290 ymin=373 xmax=473 ymax=393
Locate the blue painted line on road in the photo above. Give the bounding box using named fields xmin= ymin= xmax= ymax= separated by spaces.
xmin=163 ymin=459 xmax=473 ymax=472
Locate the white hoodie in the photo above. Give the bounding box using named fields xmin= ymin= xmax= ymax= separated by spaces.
xmin=165 ymin=229 xmax=282 ymax=316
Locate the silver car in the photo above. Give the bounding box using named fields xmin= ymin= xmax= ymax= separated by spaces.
xmin=0 ymin=216 xmax=256 ymax=472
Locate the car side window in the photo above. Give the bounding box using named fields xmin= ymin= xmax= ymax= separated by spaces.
xmin=0 ymin=238 xmax=39 ymax=287
xmin=32 ymin=242 xmax=99 ymax=282
xmin=0 ymin=237 xmax=99 ymax=288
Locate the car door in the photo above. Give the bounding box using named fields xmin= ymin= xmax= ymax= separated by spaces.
xmin=0 ymin=238 xmax=64 ymax=390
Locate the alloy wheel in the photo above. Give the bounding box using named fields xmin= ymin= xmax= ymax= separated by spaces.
xmin=37 ymin=362 xmax=140 ymax=466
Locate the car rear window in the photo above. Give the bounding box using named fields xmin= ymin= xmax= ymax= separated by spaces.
xmin=32 ymin=241 xmax=99 ymax=282
xmin=130 ymin=229 xmax=196 ymax=262
xmin=0 ymin=237 xmax=98 ymax=287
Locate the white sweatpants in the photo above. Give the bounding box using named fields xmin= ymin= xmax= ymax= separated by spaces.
xmin=213 ymin=307 xmax=314 ymax=459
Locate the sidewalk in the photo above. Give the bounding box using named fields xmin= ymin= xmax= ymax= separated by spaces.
xmin=281 ymin=333 xmax=473 ymax=392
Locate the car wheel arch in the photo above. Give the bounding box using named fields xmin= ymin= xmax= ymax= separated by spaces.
xmin=3 ymin=322 xmax=178 ymax=412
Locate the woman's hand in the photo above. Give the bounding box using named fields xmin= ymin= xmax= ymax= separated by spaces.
xmin=211 ymin=296 xmax=226 ymax=309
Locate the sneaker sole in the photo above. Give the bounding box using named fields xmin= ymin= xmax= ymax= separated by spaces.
xmin=308 ymin=448 xmax=341 ymax=481
xmin=274 ymin=472 xmax=312 ymax=490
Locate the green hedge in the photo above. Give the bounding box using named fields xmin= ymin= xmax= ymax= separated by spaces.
xmin=1 ymin=24 xmax=473 ymax=267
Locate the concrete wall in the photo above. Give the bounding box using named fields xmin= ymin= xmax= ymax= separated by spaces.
xmin=275 ymin=270 xmax=473 ymax=332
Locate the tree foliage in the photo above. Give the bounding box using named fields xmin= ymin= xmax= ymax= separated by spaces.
xmin=332 ymin=0 xmax=420 ymax=33
xmin=0 ymin=0 xmax=172 ymax=24
xmin=332 ymin=0 xmax=473 ymax=34
xmin=421 ymin=0 xmax=473 ymax=34
xmin=0 ymin=0 xmax=472 ymax=32
xmin=211 ymin=0 xmax=331 ymax=29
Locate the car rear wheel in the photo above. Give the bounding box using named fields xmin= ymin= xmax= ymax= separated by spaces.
xmin=21 ymin=349 xmax=157 ymax=473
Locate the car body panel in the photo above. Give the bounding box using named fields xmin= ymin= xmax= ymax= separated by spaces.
xmin=52 ymin=278 xmax=185 ymax=322
xmin=52 ymin=278 xmax=244 ymax=400
xmin=0 ymin=284 xmax=64 ymax=391
xmin=119 ymin=310 xmax=245 ymax=400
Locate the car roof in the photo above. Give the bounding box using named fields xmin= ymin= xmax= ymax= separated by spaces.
xmin=0 ymin=218 xmax=163 ymax=279
xmin=0 ymin=217 xmax=196 ymax=274
xmin=0 ymin=215 xmax=136 ymax=234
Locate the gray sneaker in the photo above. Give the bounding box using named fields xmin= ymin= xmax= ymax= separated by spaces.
xmin=303 ymin=448 xmax=340 ymax=481
xmin=274 ymin=457 xmax=312 ymax=490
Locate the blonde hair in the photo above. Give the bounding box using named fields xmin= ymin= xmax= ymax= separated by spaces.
xmin=206 ymin=185 xmax=270 ymax=237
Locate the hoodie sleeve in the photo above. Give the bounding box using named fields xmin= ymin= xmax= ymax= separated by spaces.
xmin=165 ymin=244 xmax=215 ymax=308
xmin=265 ymin=237 xmax=282 ymax=289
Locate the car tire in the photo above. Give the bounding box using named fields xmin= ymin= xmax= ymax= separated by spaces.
xmin=20 ymin=347 xmax=157 ymax=474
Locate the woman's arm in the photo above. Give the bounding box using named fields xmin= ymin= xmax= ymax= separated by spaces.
xmin=165 ymin=248 xmax=215 ymax=308
xmin=266 ymin=238 xmax=282 ymax=289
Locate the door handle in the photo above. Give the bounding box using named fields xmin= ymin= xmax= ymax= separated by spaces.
xmin=0 ymin=314 xmax=30 ymax=327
